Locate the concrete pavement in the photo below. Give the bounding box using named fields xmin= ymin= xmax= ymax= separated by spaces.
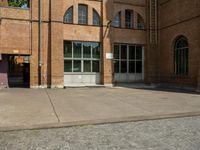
xmin=0 ymin=87 xmax=200 ymax=131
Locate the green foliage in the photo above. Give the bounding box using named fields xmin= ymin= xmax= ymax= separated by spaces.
xmin=8 ymin=0 xmax=28 ymax=7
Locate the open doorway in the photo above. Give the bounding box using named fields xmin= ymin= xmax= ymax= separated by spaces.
xmin=7 ymin=55 xmax=30 ymax=88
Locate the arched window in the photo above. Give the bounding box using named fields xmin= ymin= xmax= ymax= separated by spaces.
xmin=137 ymin=14 xmax=145 ymax=29
xmin=78 ymin=4 xmax=88 ymax=25
xmin=174 ymin=36 xmax=189 ymax=76
xmin=64 ymin=6 xmax=73 ymax=23
xmin=113 ymin=12 xmax=121 ymax=27
xmin=93 ymin=9 xmax=100 ymax=26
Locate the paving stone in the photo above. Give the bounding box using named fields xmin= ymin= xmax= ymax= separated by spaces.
xmin=0 ymin=116 xmax=200 ymax=150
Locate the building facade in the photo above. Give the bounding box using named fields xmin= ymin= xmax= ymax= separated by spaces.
xmin=0 ymin=0 xmax=200 ymax=90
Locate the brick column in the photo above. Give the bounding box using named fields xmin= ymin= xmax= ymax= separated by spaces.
xmin=145 ymin=0 xmax=159 ymax=84
xmin=30 ymin=0 xmax=39 ymax=88
xmin=121 ymin=10 xmax=125 ymax=28
xmin=30 ymin=0 xmax=50 ymax=88
xmin=74 ymin=4 xmax=78 ymax=24
xmin=101 ymin=0 xmax=114 ymax=86
xmin=30 ymin=22 xmax=39 ymax=87
xmin=88 ymin=6 xmax=93 ymax=25
xmin=50 ymin=0 xmax=64 ymax=88
xmin=134 ymin=11 xmax=138 ymax=29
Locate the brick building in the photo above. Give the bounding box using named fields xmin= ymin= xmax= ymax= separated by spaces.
xmin=0 ymin=0 xmax=200 ymax=90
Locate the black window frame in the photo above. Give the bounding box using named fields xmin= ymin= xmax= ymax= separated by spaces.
xmin=64 ymin=41 xmax=101 ymax=73
xmin=125 ymin=9 xmax=134 ymax=29
xmin=78 ymin=4 xmax=88 ymax=25
xmin=64 ymin=6 xmax=74 ymax=24
xmin=114 ymin=44 xmax=143 ymax=74
xmin=113 ymin=11 xmax=121 ymax=28
xmin=92 ymin=9 xmax=100 ymax=26
xmin=137 ymin=13 xmax=145 ymax=30
xmin=174 ymin=36 xmax=189 ymax=76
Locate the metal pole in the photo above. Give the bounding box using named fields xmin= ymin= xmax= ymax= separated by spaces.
xmin=38 ymin=0 xmax=42 ymax=86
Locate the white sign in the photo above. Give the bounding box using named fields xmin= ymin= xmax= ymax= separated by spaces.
xmin=13 ymin=50 xmax=19 ymax=54
xmin=106 ymin=53 xmax=113 ymax=60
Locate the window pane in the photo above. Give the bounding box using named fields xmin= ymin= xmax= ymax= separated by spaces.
xmin=64 ymin=41 xmax=72 ymax=58
xmin=92 ymin=61 xmax=100 ymax=72
xmin=125 ymin=10 xmax=133 ymax=29
xmin=176 ymin=38 xmax=188 ymax=48
xmin=136 ymin=46 xmax=143 ymax=60
xmin=73 ymin=60 xmax=81 ymax=72
xmin=136 ymin=61 xmax=142 ymax=73
xmin=114 ymin=60 xmax=119 ymax=73
xmin=64 ymin=7 xmax=73 ymax=23
xmin=113 ymin=12 xmax=121 ymax=27
xmin=121 ymin=61 xmax=127 ymax=73
xmin=114 ymin=45 xmax=120 ymax=59
xmin=92 ymin=43 xmax=100 ymax=59
xmin=176 ymin=49 xmax=180 ymax=75
xmin=121 ymin=45 xmax=127 ymax=60
xmin=73 ymin=42 xmax=82 ymax=58
xmin=185 ymin=48 xmax=189 ymax=74
xmin=93 ymin=10 xmax=100 ymax=26
xmin=78 ymin=5 xmax=88 ymax=24
xmin=83 ymin=42 xmax=91 ymax=58
xmin=84 ymin=60 xmax=91 ymax=72
xmin=175 ymin=36 xmax=189 ymax=75
xmin=137 ymin=14 xmax=144 ymax=29
xmin=177 ymin=49 xmax=188 ymax=75
xmin=129 ymin=45 xmax=135 ymax=60
xmin=129 ymin=61 xmax=135 ymax=73
xmin=64 ymin=60 xmax=72 ymax=72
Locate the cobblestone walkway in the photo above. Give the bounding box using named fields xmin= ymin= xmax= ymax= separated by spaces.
xmin=0 ymin=116 xmax=200 ymax=150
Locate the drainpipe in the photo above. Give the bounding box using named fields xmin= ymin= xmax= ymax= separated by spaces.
xmin=38 ymin=0 xmax=42 ymax=86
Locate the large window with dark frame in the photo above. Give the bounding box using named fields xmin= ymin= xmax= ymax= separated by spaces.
xmin=78 ymin=4 xmax=88 ymax=25
xmin=174 ymin=36 xmax=189 ymax=76
xmin=64 ymin=41 xmax=100 ymax=73
xmin=114 ymin=44 xmax=143 ymax=74
xmin=64 ymin=6 xmax=73 ymax=23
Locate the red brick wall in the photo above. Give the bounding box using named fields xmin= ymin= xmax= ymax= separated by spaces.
xmin=0 ymin=56 xmax=8 ymax=88
xmin=0 ymin=0 xmax=8 ymax=6
xmin=157 ymin=0 xmax=200 ymax=88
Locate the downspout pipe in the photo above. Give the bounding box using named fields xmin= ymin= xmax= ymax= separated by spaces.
xmin=38 ymin=0 xmax=42 ymax=86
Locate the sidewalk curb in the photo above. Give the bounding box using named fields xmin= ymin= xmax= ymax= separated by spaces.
xmin=1 ymin=111 xmax=200 ymax=132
